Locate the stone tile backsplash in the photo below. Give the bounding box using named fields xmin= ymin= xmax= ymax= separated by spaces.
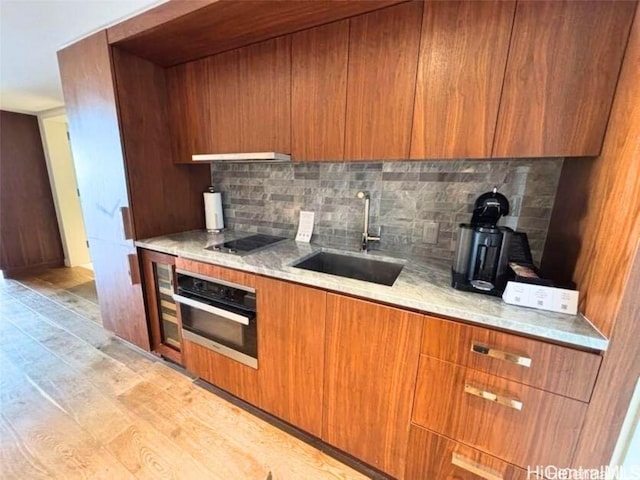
xmin=211 ymin=159 xmax=563 ymax=263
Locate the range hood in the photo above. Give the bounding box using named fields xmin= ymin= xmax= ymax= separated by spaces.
xmin=191 ymin=152 xmax=291 ymax=163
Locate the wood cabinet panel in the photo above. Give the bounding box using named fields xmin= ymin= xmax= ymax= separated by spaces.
xmin=410 ymin=1 xmax=515 ymax=159
xmin=90 ymin=238 xmax=149 ymax=350
xmin=256 ymin=277 xmax=326 ymax=437
xmin=175 ymin=257 xmax=256 ymax=288
xmin=237 ymin=36 xmax=291 ymax=153
xmin=113 ymin=48 xmax=209 ymax=237
xmin=183 ymin=339 xmax=259 ymax=405
xmin=413 ymin=355 xmax=587 ymax=468
xmin=405 ymin=425 xmax=533 ymax=480
xmin=291 ymin=20 xmax=349 ymax=161
xmin=58 ymin=30 xmax=133 ymax=244
xmin=165 ymin=61 xmax=212 ymax=163
xmin=344 ymin=1 xmax=423 ymax=160
xmin=206 ymin=50 xmax=242 ymax=153
xmin=140 ymin=249 xmax=181 ymax=364
xmin=421 ymin=316 xmax=601 ymax=402
xmin=493 ymin=0 xmax=636 ymax=157
xmin=323 ymin=294 xmax=423 ymax=477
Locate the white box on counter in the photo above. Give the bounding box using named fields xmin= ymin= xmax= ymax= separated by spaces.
xmin=502 ymin=281 xmax=579 ymax=315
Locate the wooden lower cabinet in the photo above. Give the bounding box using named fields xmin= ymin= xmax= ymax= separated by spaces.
xmin=183 ymin=339 xmax=260 ymax=406
xmin=140 ymin=249 xmax=181 ymax=364
xmin=405 ymin=425 xmax=533 ymax=480
xmin=323 ymin=294 xmax=424 ymax=478
xmin=256 ymin=277 xmax=326 ymax=437
xmin=413 ymin=355 xmax=587 ymax=468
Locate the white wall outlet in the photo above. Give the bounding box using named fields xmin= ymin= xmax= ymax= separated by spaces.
xmin=423 ymin=222 xmax=439 ymax=244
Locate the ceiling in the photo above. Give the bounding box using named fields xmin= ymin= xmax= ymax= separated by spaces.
xmin=0 ymin=0 xmax=166 ymax=114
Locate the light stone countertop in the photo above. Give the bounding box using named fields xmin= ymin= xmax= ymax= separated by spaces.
xmin=136 ymin=230 xmax=608 ymax=352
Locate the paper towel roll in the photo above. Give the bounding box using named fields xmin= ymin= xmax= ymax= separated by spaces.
xmin=204 ymin=190 xmax=224 ymax=232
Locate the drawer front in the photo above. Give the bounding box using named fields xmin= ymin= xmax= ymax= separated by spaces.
xmin=421 ymin=316 xmax=601 ymax=402
xmin=176 ymin=257 xmax=256 ymax=288
xmin=406 ymin=425 xmax=535 ymax=480
xmin=413 ymin=355 xmax=587 ymax=468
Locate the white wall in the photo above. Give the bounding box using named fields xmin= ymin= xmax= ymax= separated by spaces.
xmin=39 ymin=112 xmax=91 ymax=267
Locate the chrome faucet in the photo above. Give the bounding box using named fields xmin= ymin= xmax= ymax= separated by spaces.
xmin=356 ymin=191 xmax=380 ymax=252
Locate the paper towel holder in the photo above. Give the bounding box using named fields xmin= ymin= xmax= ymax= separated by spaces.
xmin=204 ymin=186 xmax=225 ymax=233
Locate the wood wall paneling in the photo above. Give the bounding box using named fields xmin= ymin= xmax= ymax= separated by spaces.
xmin=572 ymin=244 xmax=640 ymax=468
xmin=344 ymin=1 xmax=423 ymax=160
xmin=542 ymin=3 xmax=640 ymax=337
xmin=493 ymin=0 xmax=636 ymax=157
xmin=291 ymin=20 xmax=349 ymax=161
xmin=323 ymin=294 xmax=423 ymax=478
xmin=110 ymin=0 xmax=405 ymax=66
xmin=410 ymin=1 xmax=515 ymax=159
xmin=256 ymin=277 xmax=326 ymax=437
xmin=89 ymin=238 xmax=149 ymax=350
xmin=112 ymin=48 xmax=210 ymax=238
xmin=405 ymin=425 xmax=532 ymax=480
xmin=57 ymin=31 xmax=134 ymax=244
xmin=0 ymin=111 xmax=64 ymax=276
xmin=412 ymin=355 xmax=587 ymax=468
xmin=237 ymin=36 xmax=291 ymax=153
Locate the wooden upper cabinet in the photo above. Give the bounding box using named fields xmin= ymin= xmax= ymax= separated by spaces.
xmin=167 ymin=35 xmax=290 ymax=162
xmin=291 ymin=20 xmax=349 ymax=161
xmin=323 ymin=294 xmax=423 ymax=478
xmin=410 ymin=1 xmax=515 ymax=159
xmin=256 ymin=277 xmax=326 ymax=437
xmin=166 ymin=61 xmax=212 ymax=163
xmin=493 ymin=0 xmax=636 ymax=158
xmin=237 ymin=36 xmax=291 ymax=153
xmin=344 ymin=2 xmax=423 ymax=160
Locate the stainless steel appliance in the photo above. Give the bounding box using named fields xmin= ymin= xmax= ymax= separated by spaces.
xmin=173 ymin=270 xmax=257 ymax=368
xmin=205 ymin=233 xmax=286 ymax=255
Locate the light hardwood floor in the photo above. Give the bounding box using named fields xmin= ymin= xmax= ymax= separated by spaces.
xmin=0 ymin=271 xmax=369 ymax=480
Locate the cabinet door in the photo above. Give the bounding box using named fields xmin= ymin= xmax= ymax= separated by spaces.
xmin=257 ymin=277 xmax=326 ymax=437
xmin=166 ymin=61 xmax=212 ymax=163
xmin=493 ymin=0 xmax=636 ymax=157
xmin=237 ymin=36 xmax=291 ymax=153
xmin=140 ymin=249 xmax=181 ymax=364
xmin=344 ymin=2 xmax=423 ymax=160
xmin=323 ymin=294 xmax=423 ymax=478
xmin=410 ymin=1 xmax=515 ymax=159
xmin=291 ymin=20 xmax=349 ymax=161
xmin=58 ymin=30 xmax=134 ymax=244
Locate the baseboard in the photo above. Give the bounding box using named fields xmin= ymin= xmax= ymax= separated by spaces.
xmin=1 ymin=258 xmax=65 ymax=279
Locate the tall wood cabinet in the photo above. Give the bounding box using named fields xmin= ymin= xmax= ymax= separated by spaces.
xmin=58 ymin=32 xmax=209 ymax=350
xmin=323 ymin=294 xmax=424 ymax=478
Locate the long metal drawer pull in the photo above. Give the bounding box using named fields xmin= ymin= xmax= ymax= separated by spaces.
xmin=451 ymin=452 xmax=504 ymax=480
xmin=464 ymin=384 xmax=523 ymax=411
xmin=172 ymin=294 xmax=250 ymax=325
xmin=471 ymin=342 xmax=532 ymax=368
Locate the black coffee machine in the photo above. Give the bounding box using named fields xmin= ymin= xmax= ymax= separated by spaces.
xmin=452 ymin=188 xmax=532 ymax=296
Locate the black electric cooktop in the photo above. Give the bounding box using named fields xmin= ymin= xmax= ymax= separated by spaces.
xmin=205 ymin=234 xmax=287 ymax=255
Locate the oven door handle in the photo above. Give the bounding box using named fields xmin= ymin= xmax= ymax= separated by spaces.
xmin=172 ymin=294 xmax=250 ymax=326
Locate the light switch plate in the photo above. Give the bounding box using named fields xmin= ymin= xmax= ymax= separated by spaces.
xmin=423 ymin=222 xmax=439 ymax=244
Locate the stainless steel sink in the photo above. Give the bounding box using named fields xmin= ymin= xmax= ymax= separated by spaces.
xmin=292 ymin=251 xmax=404 ymax=286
